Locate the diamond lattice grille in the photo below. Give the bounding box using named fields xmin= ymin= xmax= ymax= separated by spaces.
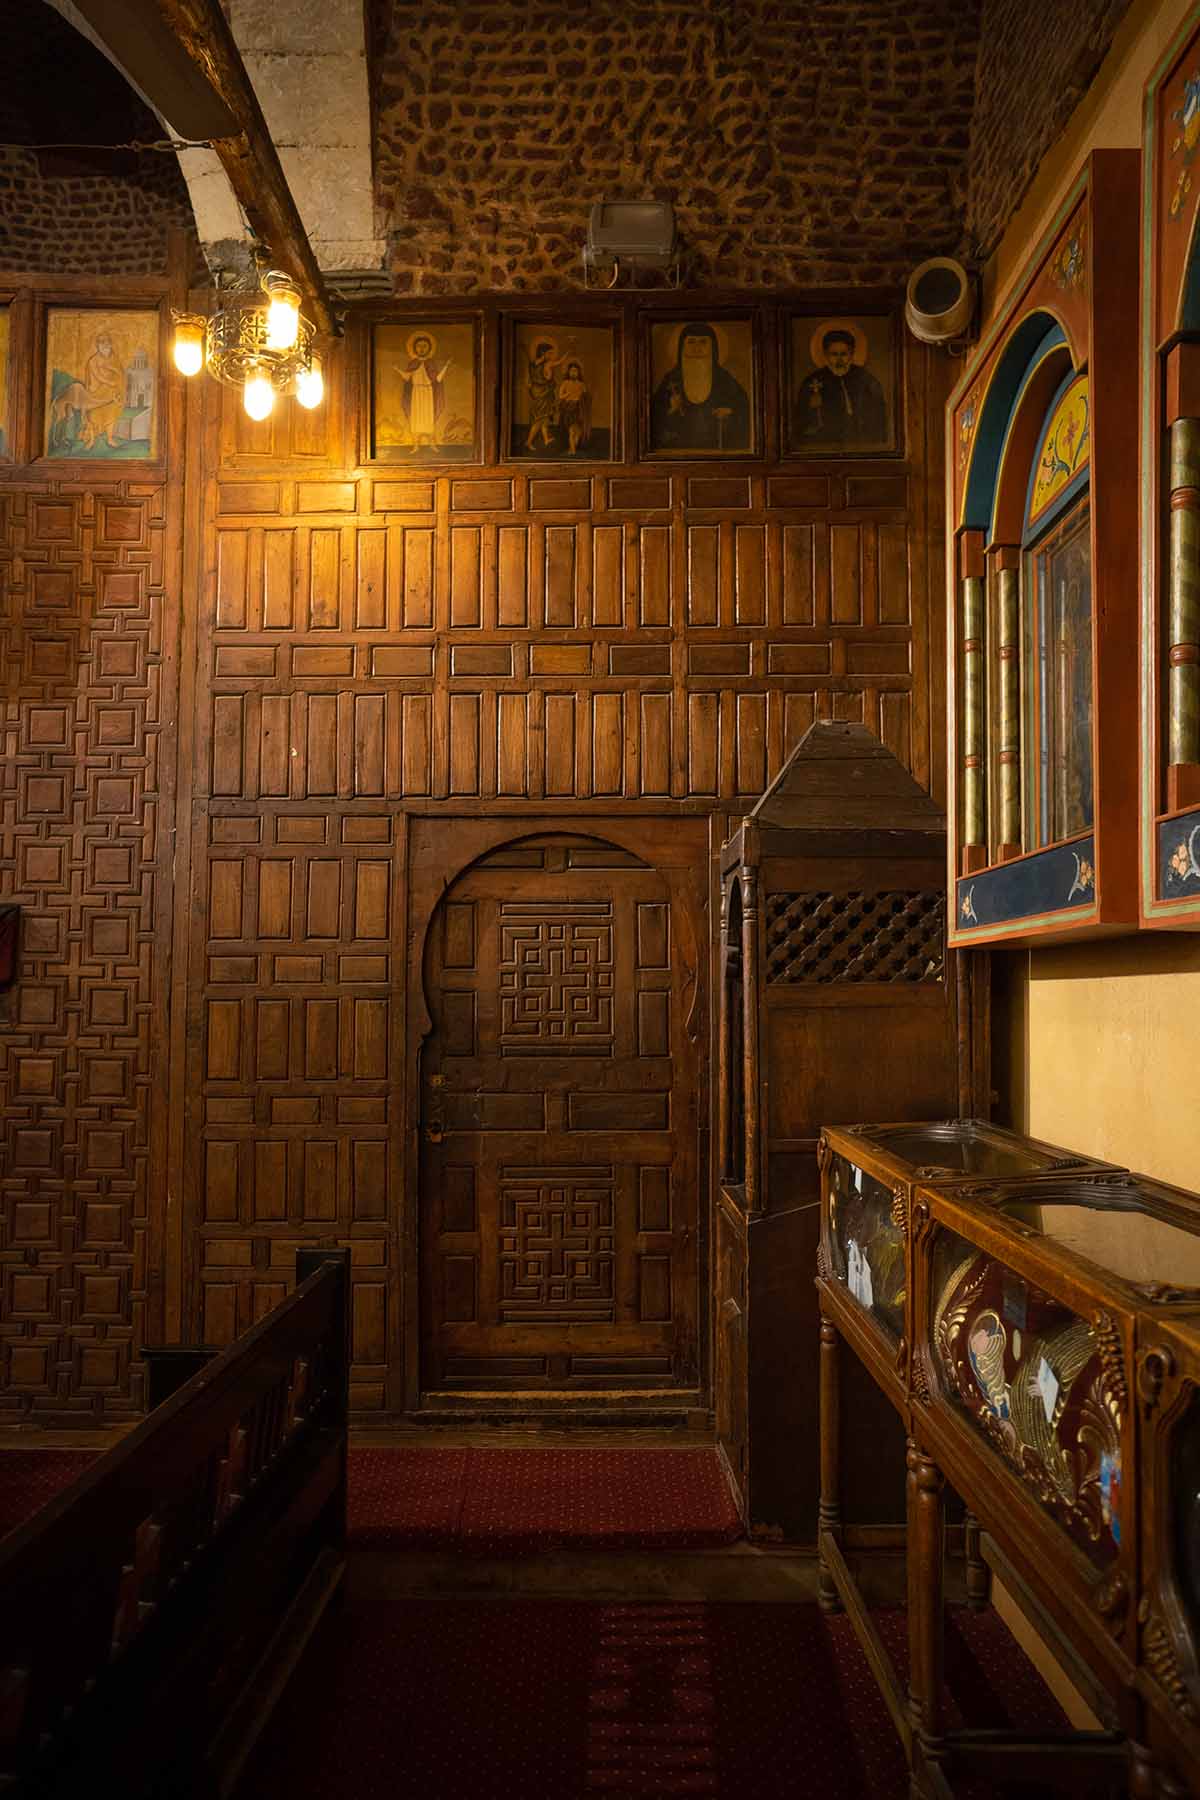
xmin=764 ymin=890 xmax=946 ymax=985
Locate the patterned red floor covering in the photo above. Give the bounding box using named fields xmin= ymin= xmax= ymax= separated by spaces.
xmin=346 ymin=1447 xmax=744 ymax=1553
xmin=0 ymin=1449 xmax=99 ymax=1540
xmin=246 ymin=1600 xmax=1069 ymax=1800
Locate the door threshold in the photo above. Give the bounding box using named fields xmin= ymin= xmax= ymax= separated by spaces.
xmin=352 ymin=1404 xmax=714 ymax=1442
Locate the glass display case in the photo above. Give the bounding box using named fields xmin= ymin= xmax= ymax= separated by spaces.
xmin=817 ymin=1118 xmax=1120 ymax=1402
xmin=1135 ymin=1308 xmax=1200 ymax=1790
xmin=905 ymin=1170 xmax=1200 ymax=1794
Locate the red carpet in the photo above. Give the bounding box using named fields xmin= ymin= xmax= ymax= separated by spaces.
xmin=0 ymin=1449 xmax=99 ymax=1539
xmin=347 ymin=1448 xmax=743 ymax=1554
xmin=246 ymin=1600 xmax=1067 ymax=1799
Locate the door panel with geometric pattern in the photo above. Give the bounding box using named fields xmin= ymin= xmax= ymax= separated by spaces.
xmin=419 ymin=835 xmax=698 ymax=1397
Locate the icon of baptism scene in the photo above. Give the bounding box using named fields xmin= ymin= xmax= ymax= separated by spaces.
xmin=44 ymin=309 xmax=158 ymax=459
xmin=509 ymin=322 xmax=615 ymax=460
xmin=373 ymin=321 xmax=477 ymax=460
xmin=648 ymin=317 xmax=755 ymax=455
xmin=790 ymin=313 xmax=896 ymax=454
xmin=0 ymin=307 xmax=8 ymax=457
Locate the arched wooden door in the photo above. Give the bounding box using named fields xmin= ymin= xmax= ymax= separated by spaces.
xmin=418 ymin=834 xmax=699 ymax=1400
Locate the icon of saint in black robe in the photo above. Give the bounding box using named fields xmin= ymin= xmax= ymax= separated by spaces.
xmin=651 ymin=322 xmax=750 ymax=452
xmin=796 ymin=328 xmax=887 ymax=448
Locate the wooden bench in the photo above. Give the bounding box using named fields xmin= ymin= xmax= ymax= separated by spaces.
xmin=0 ymin=1248 xmax=349 ymax=1799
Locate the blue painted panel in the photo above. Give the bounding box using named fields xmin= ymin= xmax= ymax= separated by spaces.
xmin=1158 ymin=805 xmax=1200 ymax=900
xmin=962 ymin=314 xmax=1067 ymax=533
xmin=955 ymin=837 xmax=1096 ymax=931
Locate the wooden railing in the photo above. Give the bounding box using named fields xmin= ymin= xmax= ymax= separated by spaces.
xmin=0 ymin=1248 xmax=349 ymax=1799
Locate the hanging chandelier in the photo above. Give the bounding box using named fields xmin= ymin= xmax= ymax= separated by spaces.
xmin=172 ymin=267 xmax=324 ymax=420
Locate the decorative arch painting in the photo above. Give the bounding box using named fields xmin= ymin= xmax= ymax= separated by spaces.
xmin=946 ymin=151 xmax=1140 ymax=946
xmin=1141 ymin=6 xmax=1200 ymax=926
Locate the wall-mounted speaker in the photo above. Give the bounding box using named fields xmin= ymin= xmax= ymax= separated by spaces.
xmin=905 ymin=257 xmax=975 ymax=346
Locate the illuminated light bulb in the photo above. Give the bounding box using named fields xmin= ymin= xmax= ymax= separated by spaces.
xmin=264 ymin=279 xmax=300 ymax=352
xmin=295 ymin=356 xmax=324 ymax=410
xmin=243 ymin=366 xmax=275 ymax=422
xmin=172 ymin=315 xmax=205 ymax=377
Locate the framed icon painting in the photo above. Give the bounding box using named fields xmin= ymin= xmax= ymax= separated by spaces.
xmin=786 ymin=311 xmax=900 ymax=456
xmin=645 ymin=316 xmax=759 ymax=457
xmin=506 ymin=319 xmax=618 ymax=461
xmin=44 ymin=307 xmax=160 ymax=460
xmin=372 ymin=318 xmax=480 ymax=461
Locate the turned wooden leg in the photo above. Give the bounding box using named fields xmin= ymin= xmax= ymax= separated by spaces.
xmin=963 ymin=1510 xmax=989 ymax=1611
xmin=817 ymin=1313 xmax=843 ymax=1613
xmin=906 ymin=1438 xmax=946 ymax=1791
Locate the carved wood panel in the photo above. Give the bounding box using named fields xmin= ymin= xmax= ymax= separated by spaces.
xmin=180 ymin=296 xmax=949 ymax=1419
xmin=418 ymin=836 xmax=696 ymax=1392
xmin=0 ymin=480 xmax=175 ymax=1420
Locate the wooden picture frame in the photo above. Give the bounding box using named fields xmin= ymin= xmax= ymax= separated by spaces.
xmin=40 ymin=304 xmax=163 ymax=465
xmin=370 ymin=315 xmax=483 ymax=464
xmin=0 ymin=302 xmax=10 ymax=461
xmin=783 ymin=309 xmax=901 ymax=458
xmin=502 ymin=316 xmax=620 ymax=463
xmin=642 ymin=313 xmax=759 ymax=459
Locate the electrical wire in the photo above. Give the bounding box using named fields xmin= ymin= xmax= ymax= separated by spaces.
xmin=0 ymin=137 xmax=213 ymax=153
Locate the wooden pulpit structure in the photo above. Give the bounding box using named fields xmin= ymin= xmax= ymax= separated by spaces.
xmin=714 ymin=722 xmax=983 ymax=1541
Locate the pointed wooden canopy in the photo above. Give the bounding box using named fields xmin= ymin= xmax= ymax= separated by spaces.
xmin=748 ymin=722 xmax=945 ymax=835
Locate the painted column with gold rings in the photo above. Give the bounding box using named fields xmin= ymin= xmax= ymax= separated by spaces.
xmin=1168 ymin=416 xmax=1200 ymax=773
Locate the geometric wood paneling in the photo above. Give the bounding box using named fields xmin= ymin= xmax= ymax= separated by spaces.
xmin=0 ymin=281 xmax=947 ymax=1422
xmin=0 ymin=480 xmax=174 ymax=1420
xmin=185 ymin=306 xmax=947 ymax=1417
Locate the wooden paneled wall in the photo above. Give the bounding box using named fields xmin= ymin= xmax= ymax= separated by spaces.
xmin=2 ymin=285 xmax=951 ymax=1422
xmin=0 ymin=269 xmax=183 ymax=1423
xmin=181 ymin=298 xmax=950 ymax=1418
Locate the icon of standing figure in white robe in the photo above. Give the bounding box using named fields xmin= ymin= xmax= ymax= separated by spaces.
xmin=396 ymin=330 xmax=452 ymax=451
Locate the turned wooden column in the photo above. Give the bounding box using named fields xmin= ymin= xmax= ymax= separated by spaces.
xmin=717 ymin=874 xmax=731 ymax=1184
xmin=963 ymin=1511 xmax=989 ymax=1611
xmin=817 ymin=1314 xmax=842 ymax=1613
xmin=739 ymin=857 xmax=760 ymax=1218
xmin=906 ymin=1437 xmax=946 ymax=1791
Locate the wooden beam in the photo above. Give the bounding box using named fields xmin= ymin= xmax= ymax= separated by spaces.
xmin=149 ymin=0 xmax=335 ymax=335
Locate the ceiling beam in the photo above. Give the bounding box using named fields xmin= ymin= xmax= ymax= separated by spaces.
xmin=149 ymin=0 xmax=334 ymax=334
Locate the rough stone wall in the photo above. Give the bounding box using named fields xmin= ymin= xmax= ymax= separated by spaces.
xmin=0 ymin=1 xmax=200 ymax=276
xmin=966 ymin=0 xmax=1136 ymax=259
xmin=371 ymin=0 xmax=982 ymax=293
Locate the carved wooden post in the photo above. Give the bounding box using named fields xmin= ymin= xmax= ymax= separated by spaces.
xmin=906 ymin=1437 xmax=946 ymax=1791
xmin=717 ymin=873 xmax=730 ymax=1185
xmin=739 ymin=845 xmax=760 ymax=1218
xmin=817 ymin=1314 xmax=842 ymax=1613
xmin=963 ymin=1511 xmax=989 ymax=1611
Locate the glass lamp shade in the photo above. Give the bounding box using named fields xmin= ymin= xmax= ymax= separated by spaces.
xmin=173 ymin=316 xmax=205 ymax=377
xmin=243 ymin=366 xmax=276 ymax=422
xmin=264 ymin=278 xmax=301 ymax=352
xmin=295 ymin=357 xmax=324 ymax=410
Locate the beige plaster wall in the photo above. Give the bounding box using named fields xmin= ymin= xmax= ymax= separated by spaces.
xmin=984 ymin=0 xmax=1200 ymax=1187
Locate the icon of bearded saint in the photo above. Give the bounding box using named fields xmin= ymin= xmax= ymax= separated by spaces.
xmin=650 ymin=323 xmax=750 ymax=452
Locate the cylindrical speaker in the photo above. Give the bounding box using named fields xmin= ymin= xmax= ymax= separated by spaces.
xmin=905 ymin=257 xmax=974 ymax=344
